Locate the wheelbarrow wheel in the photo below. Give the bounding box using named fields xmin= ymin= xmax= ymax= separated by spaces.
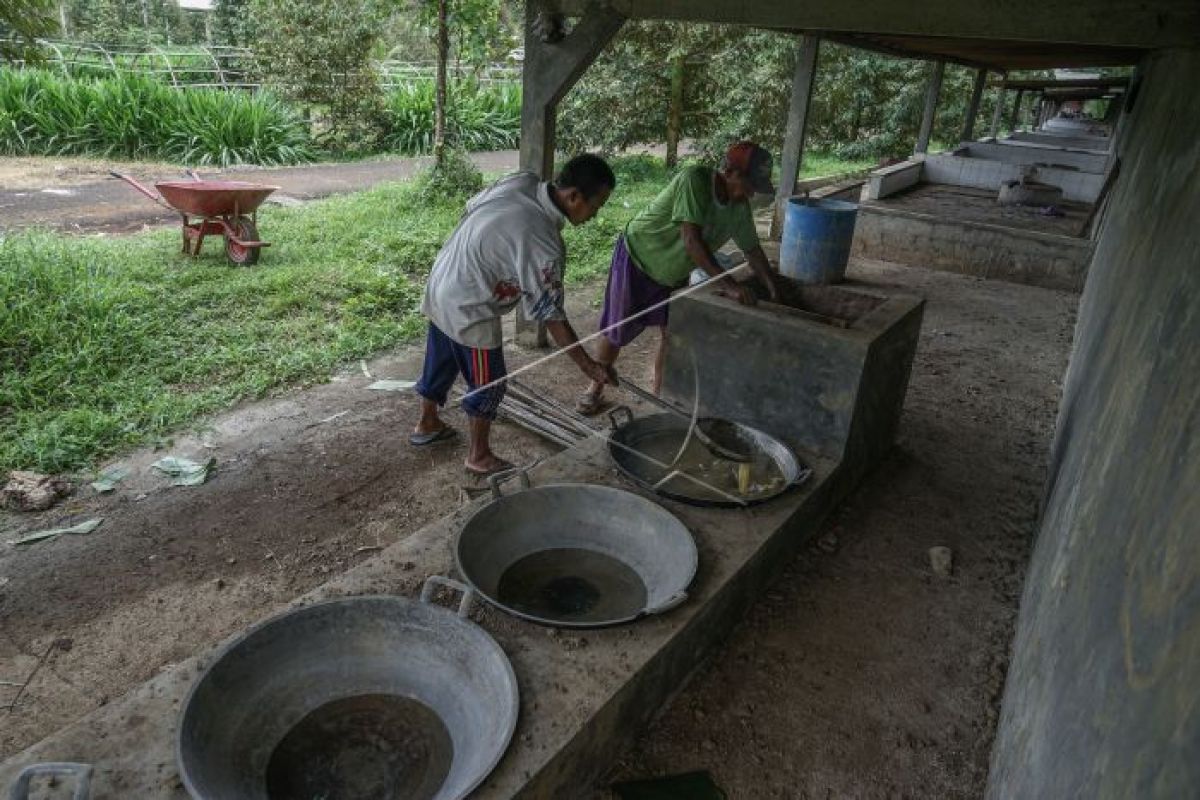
xmin=224 ymin=216 xmax=260 ymax=266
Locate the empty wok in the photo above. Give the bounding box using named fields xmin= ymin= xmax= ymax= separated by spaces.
xmin=178 ymin=582 xmax=517 ymax=800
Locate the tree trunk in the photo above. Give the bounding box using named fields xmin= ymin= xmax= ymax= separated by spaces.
xmin=434 ymin=0 xmax=449 ymax=166
xmin=665 ymin=55 xmax=684 ymax=167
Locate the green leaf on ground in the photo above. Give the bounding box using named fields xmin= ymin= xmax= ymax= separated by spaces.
xmin=368 ymin=379 xmax=417 ymax=392
xmin=91 ymin=466 xmax=130 ymax=493
xmin=152 ymin=456 xmax=215 ymax=486
xmin=9 ymin=518 xmax=104 ymax=546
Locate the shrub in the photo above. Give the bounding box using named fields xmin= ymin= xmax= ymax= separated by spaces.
xmin=383 ymin=79 xmax=520 ymax=155
xmin=413 ymin=148 xmax=484 ymax=204
xmin=0 ymin=68 xmax=314 ymax=166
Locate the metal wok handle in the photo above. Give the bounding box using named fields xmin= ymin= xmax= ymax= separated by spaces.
xmin=487 ymin=466 xmax=532 ymax=499
xmin=8 ymin=762 xmax=93 ymax=800
xmin=607 ymin=405 xmax=634 ymax=431
xmin=791 ymin=465 xmax=814 ymax=488
xmin=420 ymin=575 xmax=476 ymax=619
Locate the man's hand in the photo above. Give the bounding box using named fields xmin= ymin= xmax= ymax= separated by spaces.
xmin=723 ymin=278 xmax=757 ymax=306
xmin=580 ymin=357 xmax=615 ymax=386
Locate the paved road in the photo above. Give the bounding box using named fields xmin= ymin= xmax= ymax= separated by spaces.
xmin=0 ymin=150 xmax=520 ymax=233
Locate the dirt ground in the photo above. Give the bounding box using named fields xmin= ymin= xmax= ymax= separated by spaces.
xmin=601 ymin=260 xmax=1076 ymax=798
xmin=0 ymin=151 xmax=520 ymax=233
xmin=0 ymin=257 xmax=1076 ymax=798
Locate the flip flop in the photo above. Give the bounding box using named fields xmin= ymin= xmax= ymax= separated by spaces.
xmin=575 ymin=391 xmax=607 ymax=416
xmin=463 ymin=458 xmax=515 ymax=478
xmin=409 ymin=426 xmax=457 ymax=446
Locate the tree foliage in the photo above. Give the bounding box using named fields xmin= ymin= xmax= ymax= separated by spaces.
xmin=560 ymin=23 xmax=1012 ymax=165
xmin=0 ymin=0 xmax=58 ymax=60
xmin=52 ymin=0 xmax=205 ymax=46
xmin=251 ymin=0 xmax=388 ymax=151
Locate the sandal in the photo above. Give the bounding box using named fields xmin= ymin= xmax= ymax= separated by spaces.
xmin=409 ymin=426 xmax=457 ymax=446
xmin=464 ymin=458 xmax=515 ymax=478
xmin=575 ymin=390 xmax=606 ymax=416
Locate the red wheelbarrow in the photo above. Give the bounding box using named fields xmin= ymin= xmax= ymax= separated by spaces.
xmin=112 ymin=170 xmax=279 ymax=265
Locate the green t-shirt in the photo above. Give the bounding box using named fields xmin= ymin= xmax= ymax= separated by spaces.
xmin=624 ymin=165 xmax=760 ymax=288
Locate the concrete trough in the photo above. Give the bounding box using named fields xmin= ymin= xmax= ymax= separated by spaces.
xmin=0 ymin=439 xmax=844 ymax=799
xmin=662 ymin=274 xmax=924 ymax=490
xmin=852 ymin=198 xmax=1094 ymax=291
xmin=1 ymin=275 xmax=923 ymax=800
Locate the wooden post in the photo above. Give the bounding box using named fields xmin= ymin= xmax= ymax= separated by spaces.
xmin=915 ymin=60 xmax=945 ymax=154
xmin=989 ymin=85 xmax=1006 ymax=138
xmin=771 ymin=34 xmax=820 ymax=239
xmin=1009 ymin=88 xmax=1025 ymax=131
xmin=961 ymin=68 xmax=987 ymax=142
xmin=516 ymin=0 xmax=625 ymax=347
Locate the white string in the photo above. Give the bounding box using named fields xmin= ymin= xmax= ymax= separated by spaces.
xmin=455 ymin=261 xmax=751 ymax=403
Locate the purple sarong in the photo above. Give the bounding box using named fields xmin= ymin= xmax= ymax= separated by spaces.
xmin=599 ymin=236 xmax=671 ymax=347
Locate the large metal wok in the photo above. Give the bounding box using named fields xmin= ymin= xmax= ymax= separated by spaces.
xmin=455 ymin=468 xmax=697 ymax=628
xmin=177 ymin=584 xmax=517 ymax=800
xmin=607 ymin=409 xmax=812 ymax=507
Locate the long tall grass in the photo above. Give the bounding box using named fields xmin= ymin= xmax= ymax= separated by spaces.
xmin=383 ymin=80 xmax=520 ymax=155
xmin=0 ymin=68 xmax=314 ymax=166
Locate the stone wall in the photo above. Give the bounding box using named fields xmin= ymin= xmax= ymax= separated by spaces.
xmin=987 ymin=48 xmax=1200 ymax=798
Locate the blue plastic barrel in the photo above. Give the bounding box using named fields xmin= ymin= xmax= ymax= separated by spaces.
xmin=779 ymin=197 xmax=859 ymax=284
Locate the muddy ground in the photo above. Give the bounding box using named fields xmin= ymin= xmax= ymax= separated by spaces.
xmin=0 ymin=257 xmax=1076 ymax=798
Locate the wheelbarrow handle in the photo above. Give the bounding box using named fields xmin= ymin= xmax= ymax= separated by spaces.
xmin=109 ymin=171 xmax=174 ymax=212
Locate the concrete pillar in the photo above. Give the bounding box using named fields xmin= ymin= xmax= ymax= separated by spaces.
xmin=961 ymin=68 xmax=988 ymax=142
xmin=1009 ymin=88 xmax=1025 ymax=131
xmin=515 ymin=0 xmax=625 ymax=347
xmin=770 ymin=34 xmax=820 ymax=239
xmin=989 ymin=86 xmax=1006 ymax=138
xmin=914 ymin=60 xmax=945 ymax=154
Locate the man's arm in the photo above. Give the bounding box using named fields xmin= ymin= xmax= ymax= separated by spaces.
xmin=744 ymin=245 xmax=780 ymax=302
xmin=680 ymin=222 xmax=755 ymax=305
xmin=544 ymin=319 xmax=616 ymax=386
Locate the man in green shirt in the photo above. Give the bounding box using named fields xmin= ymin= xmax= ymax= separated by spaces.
xmin=577 ymin=141 xmax=780 ymax=413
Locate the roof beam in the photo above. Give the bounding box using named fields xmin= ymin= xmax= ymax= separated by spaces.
xmin=822 ymin=32 xmax=1001 ymax=71
xmin=555 ymin=0 xmax=1200 ymax=50
xmin=994 ymin=77 xmax=1132 ymax=90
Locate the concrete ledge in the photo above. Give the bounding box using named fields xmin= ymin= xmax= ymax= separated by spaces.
xmin=0 ymin=438 xmax=845 ymax=798
xmin=922 ymin=153 xmax=1105 ymax=203
xmin=852 ymin=203 xmax=1094 ymax=291
xmin=867 ymin=160 xmax=922 ymax=200
xmin=961 ymin=141 xmax=1107 ymax=173
xmin=1007 ymin=130 xmax=1111 ymax=152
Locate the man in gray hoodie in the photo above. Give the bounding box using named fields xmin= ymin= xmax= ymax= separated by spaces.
xmin=411 ymin=154 xmax=617 ymax=476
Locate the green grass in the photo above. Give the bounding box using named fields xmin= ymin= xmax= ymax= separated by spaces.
xmin=0 ymin=157 xmax=672 ymax=473
xmin=798 ymin=150 xmax=876 ymax=178
xmin=0 ymin=68 xmax=314 ymax=166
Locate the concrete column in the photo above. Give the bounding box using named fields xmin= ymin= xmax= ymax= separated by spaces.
xmin=989 ymin=86 xmax=1006 ymax=138
xmin=1008 ymin=88 xmax=1025 ymax=131
xmin=961 ymin=68 xmax=988 ymax=141
xmin=770 ymin=34 xmax=821 ymax=239
xmin=914 ymin=60 xmax=945 ymax=154
xmin=516 ymin=0 xmax=625 ymax=347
